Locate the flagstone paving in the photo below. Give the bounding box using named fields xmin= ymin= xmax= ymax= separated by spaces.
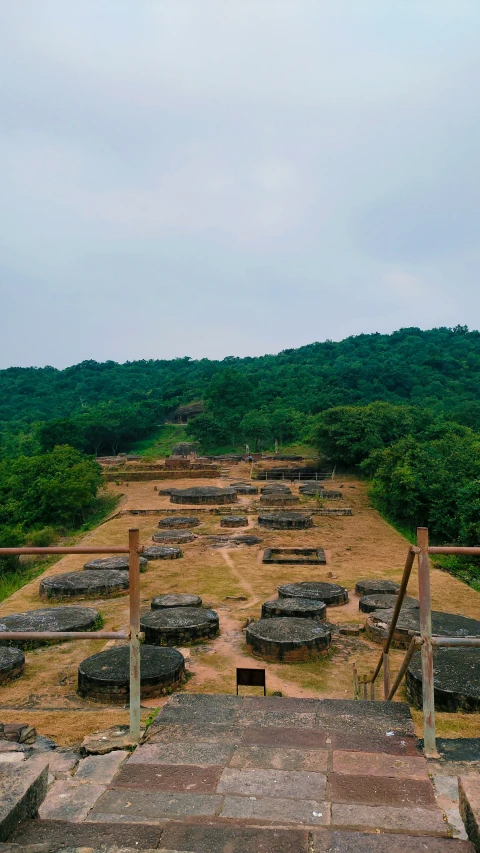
xmin=9 ymin=694 xmax=477 ymax=852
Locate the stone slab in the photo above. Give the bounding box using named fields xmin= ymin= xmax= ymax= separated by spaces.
xmin=90 ymin=788 xmax=222 ymax=818
xmin=229 ymin=746 xmax=328 ymax=772
xmin=313 ymin=830 xmax=475 ymax=852
xmin=220 ymin=795 xmax=330 ymax=825
xmin=74 ymin=750 xmax=128 ymax=783
xmin=47 ymin=750 xmax=79 ymax=777
xmin=241 ymin=726 xmax=327 ymax=749
xmin=331 ymin=803 xmax=448 ymax=835
xmin=328 ymin=773 xmax=437 ymax=808
xmin=0 ymin=754 xmax=49 ymax=841
xmin=217 ymin=767 xmax=327 ymax=799
xmin=111 ymin=763 xmax=222 ymax=792
xmin=127 ymin=741 xmax=234 ymax=766
xmin=242 ymin=696 xmax=320 ymax=711
xmin=11 ymin=817 xmax=164 ymax=849
xmin=148 ymin=723 xmax=242 ymax=744
xmin=324 ymin=730 xmax=419 ymax=756
xmin=81 ymin=724 xmax=142 ymax=756
xmin=0 ymin=754 xmax=25 ymax=764
xmin=315 ymin=700 xmax=415 ymax=736
xmin=332 ymin=750 xmax=429 ymax=780
xmin=159 ymin=822 xmax=309 ymax=853
xmin=459 ymin=776 xmax=480 ymax=852
xmin=154 ymin=701 xmax=237 ymax=726
xmin=38 ymin=778 xmax=106 ymax=822
xmin=236 ymin=709 xmax=317 ymax=729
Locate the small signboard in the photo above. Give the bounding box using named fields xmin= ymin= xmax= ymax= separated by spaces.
xmin=236 ymin=667 xmax=266 ymax=696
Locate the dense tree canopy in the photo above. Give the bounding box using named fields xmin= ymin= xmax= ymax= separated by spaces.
xmin=2 ymin=327 xmax=480 ymax=428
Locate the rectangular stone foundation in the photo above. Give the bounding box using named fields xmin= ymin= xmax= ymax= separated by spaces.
xmin=263 ymin=548 xmax=326 ymax=565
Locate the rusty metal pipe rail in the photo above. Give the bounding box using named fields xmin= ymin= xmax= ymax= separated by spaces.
xmin=371 ymin=546 xmax=416 ymax=686
xmin=0 ymin=547 xmax=130 ymax=555
xmin=428 ymin=546 xmax=480 ymax=555
xmin=0 ymin=531 xmax=142 ymax=742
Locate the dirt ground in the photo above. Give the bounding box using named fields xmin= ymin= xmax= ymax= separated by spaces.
xmin=1 ymin=464 xmax=479 ymax=746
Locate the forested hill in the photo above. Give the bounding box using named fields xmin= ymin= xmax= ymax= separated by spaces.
xmin=2 ymin=325 xmax=480 ymax=425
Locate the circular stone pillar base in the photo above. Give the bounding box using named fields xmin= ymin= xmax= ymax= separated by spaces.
xmin=359 ymin=594 xmax=419 ymax=613
xmin=0 ymin=647 xmax=25 ymax=683
xmin=258 ymin=514 xmax=313 ymax=530
xmin=366 ymin=609 xmax=480 ymax=649
xmin=259 ymin=495 xmax=300 ymax=506
xmin=78 ymin=645 xmax=185 ymax=703
xmin=260 ymin=484 xmax=291 ymax=494
xmin=170 ymin=487 xmax=237 ymax=505
xmin=262 ymin=597 xmax=327 ymax=622
xmin=151 ymin=594 xmax=202 ymax=609
xmin=220 ymin=516 xmax=248 ymax=528
xmin=152 ymin=531 xmax=196 ymax=544
xmin=355 ymin=579 xmax=400 ymax=597
xmin=231 ymin=483 xmax=258 ymax=495
xmin=83 ymin=556 xmax=148 ymax=572
xmin=140 ymin=607 xmax=220 ymax=646
xmin=142 ymin=546 xmax=183 ymax=560
xmin=406 ymin=648 xmax=480 ymax=713
xmin=158 ymin=517 xmax=200 ymax=529
xmin=246 ymin=617 xmax=331 ymax=662
xmin=278 ymin=581 xmax=348 ymax=606
xmin=0 ymin=607 xmax=100 ymax=649
xmin=40 ymin=570 xmax=129 ymax=601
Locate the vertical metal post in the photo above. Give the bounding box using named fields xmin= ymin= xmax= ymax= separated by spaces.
xmin=417 ymin=527 xmax=437 ymax=757
xmin=370 ymin=670 xmax=375 ymax=700
xmin=129 ymin=528 xmax=141 ymax=741
xmin=383 ymin=652 xmax=390 ymax=698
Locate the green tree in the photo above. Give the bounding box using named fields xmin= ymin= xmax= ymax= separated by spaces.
xmin=38 ymin=418 xmax=86 ymax=453
xmin=315 ymin=402 xmax=429 ymax=466
xmin=240 ymin=411 xmax=270 ymax=452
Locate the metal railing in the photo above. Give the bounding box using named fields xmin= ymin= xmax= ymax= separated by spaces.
xmin=358 ymin=527 xmax=480 ymax=757
xmin=0 ymin=528 xmax=143 ymax=741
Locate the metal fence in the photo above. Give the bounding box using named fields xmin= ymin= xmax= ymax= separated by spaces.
xmin=0 ymin=528 xmax=143 ymax=741
xmin=357 ymin=527 xmax=480 ymax=757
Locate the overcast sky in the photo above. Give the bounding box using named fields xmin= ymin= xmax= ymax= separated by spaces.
xmin=1 ymin=1 xmax=479 ymax=369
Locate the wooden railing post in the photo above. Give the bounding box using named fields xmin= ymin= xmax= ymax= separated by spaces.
xmin=129 ymin=528 xmax=141 ymax=741
xmin=417 ymin=527 xmax=437 ymax=757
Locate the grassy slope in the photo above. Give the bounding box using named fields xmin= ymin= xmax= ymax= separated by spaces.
xmin=128 ymin=424 xmax=189 ymax=458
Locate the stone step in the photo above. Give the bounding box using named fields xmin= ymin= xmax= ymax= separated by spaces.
xmin=10 ymin=817 xmax=163 ymax=849
xmin=459 ymin=776 xmax=480 ymax=851
xmin=0 ymin=754 xmax=49 ymax=842
xmin=4 ymin=827 xmax=475 ymax=853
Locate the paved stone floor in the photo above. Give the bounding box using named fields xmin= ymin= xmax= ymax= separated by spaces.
xmin=9 ymin=695 xmax=477 ymax=852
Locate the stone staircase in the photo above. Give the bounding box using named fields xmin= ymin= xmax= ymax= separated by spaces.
xmin=3 ymin=694 xmax=478 ymax=852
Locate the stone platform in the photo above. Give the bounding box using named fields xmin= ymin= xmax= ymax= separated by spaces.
xmin=246 ymin=617 xmax=331 ymax=661
xmin=10 ymin=695 xmax=473 ymax=853
xmin=278 ymin=581 xmax=348 ymax=606
xmin=366 ymin=609 xmax=480 ymax=649
xmin=83 ymin=555 xmax=148 ymax=572
xmin=0 ymin=607 xmax=100 ymax=649
xmin=140 ymin=607 xmax=220 ymax=645
xmin=39 ymin=570 xmax=129 ymax=600
xmin=406 ymin=648 xmax=480 ymax=713
xmin=359 ymin=593 xmax=419 ymax=613
xmin=78 ymin=645 xmax=185 ymax=703
xmin=263 ymin=547 xmax=326 ymax=565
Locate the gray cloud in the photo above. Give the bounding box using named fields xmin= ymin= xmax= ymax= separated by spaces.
xmin=0 ymin=1 xmax=479 ymax=367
